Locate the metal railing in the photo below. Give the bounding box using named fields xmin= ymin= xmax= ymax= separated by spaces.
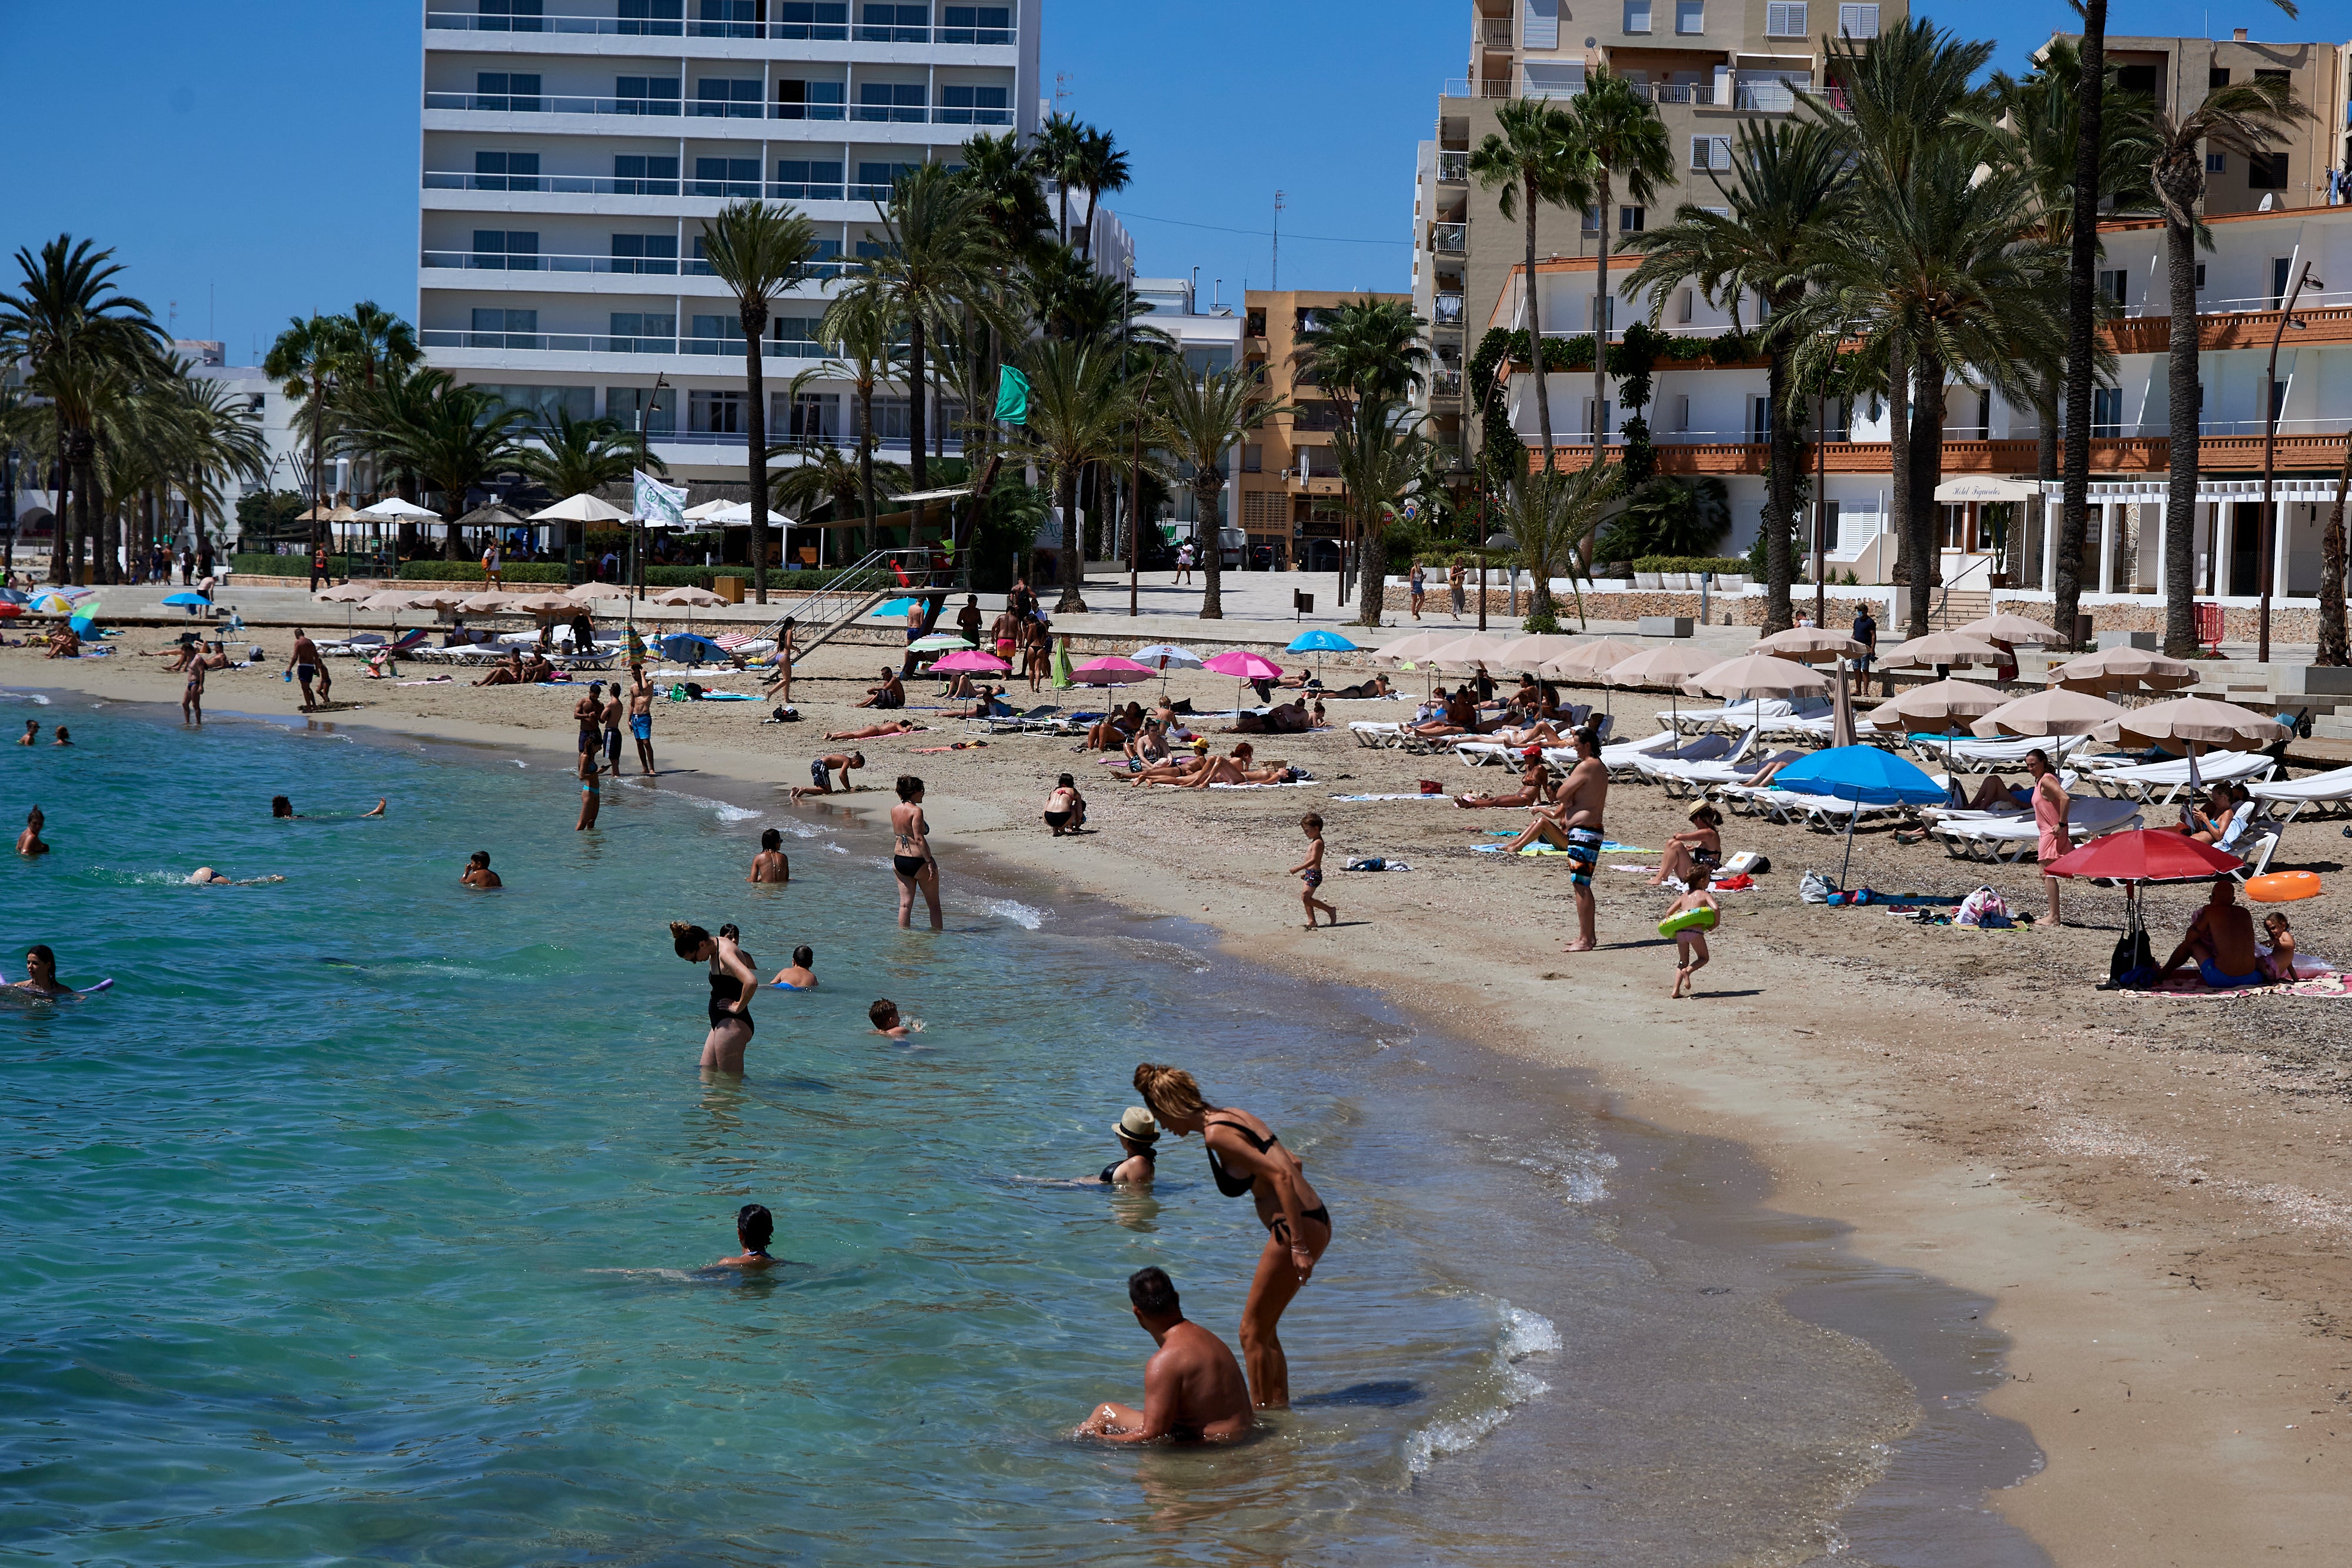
xmin=1436 ymin=150 xmax=1469 ymax=182
xmin=752 ymin=546 xmax=946 ymax=658
xmin=2117 ymin=289 xmax=2352 ymax=318
xmin=1432 ymin=222 xmax=1466 ymax=254
xmin=425 ymin=11 xmax=1014 ymax=44
xmin=422 ymin=94 xmax=1008 ymax=127
xmin=1440 ymin=78 xmax=1519 ymax=98
xmin=1433 ymin=293 xmax=1466 ymax=325
xmin=417 ymin=329 xmax=834 ymax=359
xmin=1732 ymin=77 xmax=1806 ymax=112
xmin=1629 ymin=80 xmax=1716 ymax=105
xmin=1431 ymin=369 xmax=1465 ymax=397
xmin=1479 ymin=17 xmax=1512 ymax=45
xmin=425 ymin=91 xmax=679 ymax=115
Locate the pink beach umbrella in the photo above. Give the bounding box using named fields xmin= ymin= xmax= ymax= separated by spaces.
xmin=1203 ymin=647 xmax=1284 ymax=713
xmin=932 ymin=647 xmax=1011 ymax=673
xmin=1073 ymin=655 xmax=1157 ymax=686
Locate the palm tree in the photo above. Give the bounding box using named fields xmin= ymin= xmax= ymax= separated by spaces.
xmin=1073 ymin=125 xmax=1132 ymax=262
xmin=697 ymin=198 xmax=819 ymax=603
xmin=1024 ymin=243 xmax=1130 ymax=342
xmin=1291 ymin=296 xmax=1428 ymax=426
xmin=1016 ymin=337 xmax=1129 ymax=612
xmin=172 ymin=369 xmax=267 ymax=563
xmin=2148 ymin=76 xmax=2305 ymax=656
xmin=0 ymin=235 xmax=162 ymax=583
xmin=1568 ymin=71 xmax=1674 ymax=473
xmin=339 ymin=300 xmax=420 ymax=393
xmin=263 ymin=313 xmax=344 ymax=563
xmin=1152 ymin=367 xmax=1295 ymax=620
xmin=815 ymin=292 xmax=907 ymax=559
xmin=1031 ymin=113 xmax=1090 ymax=243
xmin=770 ymin=440 xmax=907 ymax=556
xmin=847 ymin=165 xmax=1002 ymax=560
xmin=958 ymin=131 xmax=1053 ymax=256
xmin=1622 ymin=119 xmax=1851 ymax=632
xmin=356 ymin=372 xmax=531 ymax=556
xmin=1326 ymin=397 xmax=1431 ymax=625
xmin=1469 ymin=98 xmax=1588 ymax=477
xmin=1495 ymin=467 xmax=1620 ymax=631
xmin=515 ymin=406 xmax=658 ymax=503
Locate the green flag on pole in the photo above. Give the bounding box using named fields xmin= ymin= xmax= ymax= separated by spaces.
xmin=993 ymin=366 xmax=1031 ymax=424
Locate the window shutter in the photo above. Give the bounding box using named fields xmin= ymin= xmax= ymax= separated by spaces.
xmin=1836 ymin=2 xmax=1876 ymax=37
xmin=1765 ymin=1 xmax=1805 ymax=35
xmin=1522 ymin=0 xmax=1558 ymax=48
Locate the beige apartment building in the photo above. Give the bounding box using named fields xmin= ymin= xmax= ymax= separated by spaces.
xmin=2048 ymin=29 xmax=2352 ymax=217
xmin=1235 ymin=288 xmax=1415 ymax=571
xmin=1409 ymin=0 xmax=1907 ymax=459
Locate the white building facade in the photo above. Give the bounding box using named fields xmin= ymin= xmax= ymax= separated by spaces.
xmin=415 ymin=0 xmax=1041 ymax=484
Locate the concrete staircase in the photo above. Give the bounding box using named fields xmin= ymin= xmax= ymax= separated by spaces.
xmin=1931 ymin=588 xmax=1992 ymax=630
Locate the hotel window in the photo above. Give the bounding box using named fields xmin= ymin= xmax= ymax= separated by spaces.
xmin=940 ymin=4 xmax=1010 ymax=41
xmin=773 ymin=1 xmax=850 ymax=37
xmin=854 ymin=162 xmax=921 ymax=199
xmin=1764 ymin=1 xmax=1805 ymax=36
xmin=1623 ymin=0 xmax=1652 ymax=32
xmin=476 ymin=0 xmax=546 ymax=32
xmin=1676 ymin=289 xmax=1695 ymax=323
xmin=774 ymin=159 xmax=845 ymax=199
xmin=861 ymin=396 xmax=911 ymax=442
xmin=2090 ymin=387 xmax=2123 ymax=436
xmin=1242 ymin=444 xmax=1264 ymax=473
xmin=779 ymin=391 xmax=840 ymax=439
xmin=2270 ymin=379 xmax=2288 ymax=420
xmin=2207 ymin=152 xmax=2226 ymax=172
xmin=1521 ymin=62 xmax=1585 ymax=98
xmin=808 ymin=238 xmax=845 ymax=278
xmin=768 ymin=316 xmax=825 ymax=357
xmin=607 ymin=312 xmax=674 ymax=350
xmin=2248 ymin=152 xmax=2287 ymax=189
xmin=938 ymin=84 xmax=1010 ymax=124
xmin=690 ymin=314 xmax=746 ymax=346
xmin=2209 ymin=66 xmax=2230 ymax=88
xmin=2098 ymin=268 xmax=2127 ymax=305
xmin=612 ymin=154 xmax=678 ymax=192
xmin=688 ymin=389 xmax=746 ymax=434
xmin=694 ymin=78 xmax=763 ymax=117
xmin=475 ymin=72 xmax=542 ymax=110
xmin=696 ymin=0 xmax=760 ymax=35
xmin=1836 ymin=3 xmax=1876 ymax=36
xmin=469 ymin=307 xmax=539 ymax=346
xmin=614 ymin=75 xmax=680 ymax=112
xmin=692 ymin=157 xmax=761 ymax=197
xmin=856 ymin=81 xmax=927 ymax=122
xmin=1690 ymin=135 xmax=1732 ymax=170
xmin=607 ymin=384 xmax=676 ymax=434
xmin=776 ymin=79 xmax=847 ymax=119
xmin=1675 ymin=0 xmax=1703 ymax=31
xmin=2271 ymin=256 xmax=2293 ymax=305
xmin=609 ymin=234 xmax=677 ymax=274
xmin=1585 ymin=398 xmax=1613 ymax=436
xmin=1672 ymin=393 xmax=1690 ymax=433
xmin=2194 ymin=262 xmax=2206 ymax=289
xmin=858 ymin=2 xmax=931 ymax=41
xmin=1619 ymin=206 xmax=1645 ymax=233
xmin=473 ymin=151 xmax=539 ymax=190
xmin=469 ymin=230 xmax=539 ymax=269
xmin=616 ymin=0 xmax=682 ymax=28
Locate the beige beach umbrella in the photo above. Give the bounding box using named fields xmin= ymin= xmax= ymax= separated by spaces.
xmin=1603 ymin=644 xmax=1723 ymax=729
xmin=1365 ymin=630 xmax=1454 ymax=667
xmin=1681 ymin=653 xmax=1833 ymax=700
xmin=2092 ymin=695 xmax=2288 ymax=791
xmin=567 ymin=580 xmax=629 ymax=601
xmin=653 ymin=586 xmax=724 ymax=607
xmin=359 ymin=591 xmax=419 ymax=612
xmin=313 ymin=583 xmax=372 ymax=604
xmin=503 ymin=592 xmax=579 ymax=617
xmin=457 ymin=590 xmax=516 ymax=614
xmin=1970 ymin=686 xmax=2128 ymax=739
xmin=1880 ymin=629 xmax=2006 ymax=668
xmin=529 ymin=493 xmax=632 ymax=524
xmin=2047 ymin=646 xmax=2197 ymax=695
xmin=1420 ymin=631 xmax=1516 ymax=668
xmin=1954 ymin=611 xmax=2062 ymax=646
xmin=400 ymin=587 xmax=471 ymax=611
xmin=1491 ymin=633 xmax=1584 ymax=670
xmin=1866 ymin=678 xmax=2005 ymax=776
xmin=1753 ymin=625 xmax=1866 ymax=663
xmin=1539 ymin=637 xmax=1645 ymax=680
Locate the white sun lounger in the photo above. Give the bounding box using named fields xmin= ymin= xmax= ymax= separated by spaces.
xmin=1925 ymin=796 xmax=2144 ymax=861
xmin=1661 ymin=697 xmax=1813 ymax=735
xmin=1647 ymin=748 xmax=1808 ymax=798
xmin=1350 ymin=721 xmax=1408 ymax=748
xmin=2080 ymin=751 xmax=2277 ymax=805
xmin=1628 ymin=730 xmax=1755 ymax=785
xmin=2246 ymin=764 xmax=2352 ymax=825
xmin=1902 ymin=733 xmax=2090 ymax=769
xmin=1719 ymin=775 xmax=1949 ymax=827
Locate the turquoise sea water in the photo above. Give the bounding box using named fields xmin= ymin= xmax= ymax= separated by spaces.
xmin=0 ymin=698 xmax=2042 ymax=1566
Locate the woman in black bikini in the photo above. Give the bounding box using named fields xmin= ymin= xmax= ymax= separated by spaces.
xmin=890 ymin=775 xmax=942 ymax=931
xmin=1134 ymin=1062 xmax=1331 ymax=1409
xmin=671 ymin=920 xmax=758 ymax=1072
xmin=1101 ymin=1106 xmax=1159 ymax=1185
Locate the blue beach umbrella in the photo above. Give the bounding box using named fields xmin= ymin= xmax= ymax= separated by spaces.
xmin=161 ymin=591 xmax=211 ymax=607
xmin=657 ymin=632 xmax=727 ymax=664
xmin=1768 ymin=745 xmax=1946 ymax=891
xmin=1285 ymin=627 xmax=1358 ymax=686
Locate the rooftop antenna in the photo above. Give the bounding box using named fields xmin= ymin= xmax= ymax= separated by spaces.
xmin=1212 ymin=277 xmax=1222 ymax=310
xmin=1053 ymin=71 xmax=1072 ymax=112
xmin=168 ymin=300 xmax=178 ymax=337
xmin=1272 ymin=190 xmax=1286 ymax=290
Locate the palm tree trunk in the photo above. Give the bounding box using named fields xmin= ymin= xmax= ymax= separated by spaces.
xmin=1078 ymin=186 xmax=1094 ymax=260
xmin=859 ymin=386 xmax=878 ymax=560
xmin=2055 ymin=0 xmax=2107 ymax=651
xmin=48 ymin=414 xmax=69 ymax=584
xmin=71 ymin=439 xmax=96 ymax=588
xmin=2162 ymin=203 xmax=2202 ymax=657
xmin=1525 ymin=176 xmax=1553 ymax=475
xmin=741 ymin=313 xmax=770 ymax=603
xmin=1764 ymin=348 xmax=1796 ymax=634
xmin=2318 ymin=434 xmax=2352 ymax=665
xmin=1199 ymin=478 xmax=1225 ymax=620
xmin=1886 ymin=325 xmax=1910 ymax=599
xmin=1055 ymin=460 xmax=1085 ymax=613
xmin=1907 ymin=352 xmax=1945 ymax=636
xmin=1591 ymin=172 xmax=1612 ymax=473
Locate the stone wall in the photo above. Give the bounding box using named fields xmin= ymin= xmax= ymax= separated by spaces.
xmin=1379 ymin=585 xmax=1892 ymax=627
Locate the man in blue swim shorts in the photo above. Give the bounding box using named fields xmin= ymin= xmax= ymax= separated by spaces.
xmin=1497 ymin=726 xmax=1609 ymax=952
xmin=2157 ymin=879 xmax=2266 ymax=989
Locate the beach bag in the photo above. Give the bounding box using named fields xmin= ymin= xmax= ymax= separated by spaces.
xmin=1723 ymin=851 xmax=1769 ymax=876
xmin=1345 ymin=857 xmax=1388 ymax=871
xmin=1799 ymin=869 xmax=1835 ymax=904
xmin=1956 ymin=887 xmax=2009 ymax=928
xmin=2109 ymin=927 xmax=2156 ymax=988
xmin=1418 ymin=779 xmax=1443 ymax=794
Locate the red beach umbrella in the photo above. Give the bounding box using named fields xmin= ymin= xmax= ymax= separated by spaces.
xmin=2044 ymin=829 xmax=2244 ymax=885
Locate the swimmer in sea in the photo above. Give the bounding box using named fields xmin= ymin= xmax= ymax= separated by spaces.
xmin=673 ymin=920 xmax=757 ymax=1072
xmin=1101 ymin=1106 xmax=1159 ymax=1186
xmin=749 ymin=827 xmax=790 ymax=884
xmin=272 ymin=795 xmax=388 ymax=819
xmin=51 ymin=726 xmax=70 ymax=746
xmin=868 ymin=997 xmax=917 ymax=1038
xmin=460 ymin=850 xmax=503 ymax=888
xmin=18 ymin=806 xmax=49 ymax=857
xmin=707 ymin=1202 xmax=781 ymax=1272
xmin=17 ymin=720 xmax=36 ymax=745
xmin=12 ymin=944 xmax=72 ymax=997
xmin=1075 ymin=1267 xmax=1255 ymax=1445
xmin=768 ymin=945 xmax=817 ymax=989
xmin=189 ymin=867 xmax=285 ymax=885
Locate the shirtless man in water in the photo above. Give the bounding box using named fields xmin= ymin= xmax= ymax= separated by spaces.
xmin=18 ymin=806 xmax=50 ymax=857
xmin=1077 ymin=1267 xmax=1255 ymax=1444
xmin=1500 ymin=725 xmax=1608 ymax=951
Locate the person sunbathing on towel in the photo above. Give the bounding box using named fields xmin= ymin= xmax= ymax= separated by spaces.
xmin=1167 ymin=744 xmax=1288 ymax=789
xmin=1321 ymin=674 xmax=1394 ymax=700
xmin=1128 ymin=747 xmax=1216 ymax=787
xmin=825 ymin=719 xmax=923 ymax=741
xmin=2156 ymin=878 xmax=2265 ymax=989
xmin=1231 ymin=698 xmax=1312 ymax=735
xmin=952 ymin=684 xmax=1007 ymax=719
xmin=1650 ymin=801 xmax=1724 ymax=887
xmin=1965 ymin=774 xmax=2032 ymax=812
xmin=1485 ymin=718 xmax=1574 ymax=750
xmin=1085 ymin=701 xmax=1146 ymax=751
xmin=521 ymin=653 xmax=556 ymax=683
xmin=473 ymin=650 xmax=526 ymax=687
xmin=1456 ymin=757 xmax=1551 ymax=809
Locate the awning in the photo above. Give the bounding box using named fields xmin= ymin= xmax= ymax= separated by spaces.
xmin=890 ymin=486 xmax=974 ymax=504
xmin=1933 ymin=476 xmax=2043 ymax=503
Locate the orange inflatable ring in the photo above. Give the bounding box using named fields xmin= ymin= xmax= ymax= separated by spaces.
xmin=2246 ymin=870 xmax=2321 ymax=902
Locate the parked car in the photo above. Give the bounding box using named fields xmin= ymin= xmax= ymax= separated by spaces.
xmin=1250 ymin=543 xmax=1277 ymax=572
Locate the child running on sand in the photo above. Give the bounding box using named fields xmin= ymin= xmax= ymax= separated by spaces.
xmin=1290 ymin=813 xmax=1338 ymax=931
xmin=1662 ymin=873 xmax=1721 ymax=999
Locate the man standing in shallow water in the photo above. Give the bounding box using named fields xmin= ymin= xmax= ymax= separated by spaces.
xmin=1077 ymin=1267 xmax=1254 ymax=1443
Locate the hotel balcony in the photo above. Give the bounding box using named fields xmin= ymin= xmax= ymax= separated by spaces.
xmin=424 ymin=8 xmax=1016 ymax=45
xmin=1431 ymin=223 xmax=1466 ymax=256
xmin=422 ymin=93 xmax=1010 ymax=126
xmin=1436 ymin=151 xmax=1468 ymax=183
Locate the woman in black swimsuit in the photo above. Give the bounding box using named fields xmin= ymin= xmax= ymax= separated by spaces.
xmin=890 ymin=775 xmax=942 ymax=931
xmin=1134 ymin=1062 xmax=1331 ymax=1410
xmin=671 ymin=920 xmax=757 ymax=1072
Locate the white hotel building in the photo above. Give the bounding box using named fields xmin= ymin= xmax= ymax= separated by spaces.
xmin=415 ymin=0 xmax=1041 ymax=486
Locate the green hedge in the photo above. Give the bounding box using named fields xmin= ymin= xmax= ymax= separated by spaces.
xmin=1631 ymin=556 xmax=1750 ymax=574
xmin=233 ymin=553 xmax=356 ymax=578
xmin=396 ymin=561 xmax=570 ymax=583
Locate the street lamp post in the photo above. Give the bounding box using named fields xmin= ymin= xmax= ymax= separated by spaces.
xmin=2259 ymin=263 xmax=2320 ymax=663
xmin=1484 ymin=530 xmax=1516 ymax=628
xmin=634 ymin=372 xmax=667 ymax=603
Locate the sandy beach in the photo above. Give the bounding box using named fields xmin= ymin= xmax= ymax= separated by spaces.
xmin=23 ymin=621 xmax=2352 ymax=1564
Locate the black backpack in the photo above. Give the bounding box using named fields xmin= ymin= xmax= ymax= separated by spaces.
xmin=2109 ymin=927 xmax=2156 ymax=988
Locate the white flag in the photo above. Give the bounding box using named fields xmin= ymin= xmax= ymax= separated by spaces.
xmin=633 ymin=469 xmax=687 ymax=530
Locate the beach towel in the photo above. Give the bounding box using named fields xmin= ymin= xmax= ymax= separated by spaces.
xmin=1206 ymin=780 xmax=1310 ymax=790
xmin=1327 ymin=793 xmax=1456 ymax=802
xmin=2135 ymin=970 xmax=2352 ymax=1000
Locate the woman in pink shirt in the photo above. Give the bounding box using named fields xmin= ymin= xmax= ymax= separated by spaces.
xmin=2028 ymin=748 xmax=2070 ymax=924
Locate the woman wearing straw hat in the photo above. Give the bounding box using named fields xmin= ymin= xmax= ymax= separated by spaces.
xmin=1100 ymin=1108 xmax=1160 ymax=1186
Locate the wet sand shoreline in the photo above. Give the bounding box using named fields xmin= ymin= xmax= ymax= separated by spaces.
xmin=18 ymin=630 xmax=2352 ymax=1563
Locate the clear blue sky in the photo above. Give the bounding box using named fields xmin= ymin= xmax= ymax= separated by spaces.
xmin=6 ymin=0 xmax=2262 ymax=362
